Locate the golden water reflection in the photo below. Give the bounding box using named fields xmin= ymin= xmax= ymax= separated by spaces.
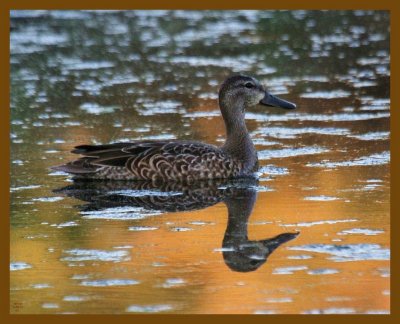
xmin=11 ymin=164 xmax=389 ymax=314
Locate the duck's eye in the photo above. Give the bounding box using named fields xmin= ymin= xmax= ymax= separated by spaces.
xmin=244 ymin=82 xmax=255 ymax=89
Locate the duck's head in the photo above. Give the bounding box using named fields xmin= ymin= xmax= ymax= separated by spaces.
xmin=218 ymin=74 xmax=296 ymax=114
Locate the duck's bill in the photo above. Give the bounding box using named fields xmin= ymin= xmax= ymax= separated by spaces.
xmin=260 ymin=92 xmax=296 ymax=109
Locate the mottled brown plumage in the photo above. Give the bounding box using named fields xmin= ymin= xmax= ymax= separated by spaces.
xmin=52 ymin=74 xmax=296 ymax=181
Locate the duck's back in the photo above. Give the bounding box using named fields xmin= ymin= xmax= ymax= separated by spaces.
xmin=52 ymin=141 xmax=247 ymax=181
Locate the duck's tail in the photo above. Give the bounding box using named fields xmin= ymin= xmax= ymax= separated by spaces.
xmin=51 ymin=158 xmax=100 ymax=174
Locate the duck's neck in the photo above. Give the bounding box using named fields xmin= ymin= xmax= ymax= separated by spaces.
xmin=221 ymin=101 xmax=257 ymax=167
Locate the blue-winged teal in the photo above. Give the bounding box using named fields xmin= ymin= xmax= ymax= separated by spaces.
xmin=52 ymin=74 xmax=296 ymax=181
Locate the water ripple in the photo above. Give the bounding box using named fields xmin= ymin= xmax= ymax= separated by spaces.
xmin=288 ymin=244 xmax=389 ymax=262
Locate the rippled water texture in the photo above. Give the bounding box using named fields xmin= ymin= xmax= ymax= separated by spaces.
xmin=10 ymin=10 xmax=390 ymax=314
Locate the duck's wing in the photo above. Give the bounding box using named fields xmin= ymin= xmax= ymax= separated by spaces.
xmin=75 ymin=141 xmax=171 ymax=166
xmin=51 ymin=141 xmax=168 ymax=174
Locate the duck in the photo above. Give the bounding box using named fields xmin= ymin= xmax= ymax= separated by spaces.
xmin=52 ymin=74 xmax=296 ymax=181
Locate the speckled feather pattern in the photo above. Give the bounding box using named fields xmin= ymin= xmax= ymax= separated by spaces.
xmin=57 ymin=141 xmax=248 ymax=181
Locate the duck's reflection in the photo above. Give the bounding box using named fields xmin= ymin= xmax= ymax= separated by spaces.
xmin=55 ymin=178 xmax=299 ymax=272
xmin=222 ymin=188 xmax=299 ymax=272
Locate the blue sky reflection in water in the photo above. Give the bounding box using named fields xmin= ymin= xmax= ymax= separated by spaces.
xmin=10 ymin=10 xmax=389 ymax=314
